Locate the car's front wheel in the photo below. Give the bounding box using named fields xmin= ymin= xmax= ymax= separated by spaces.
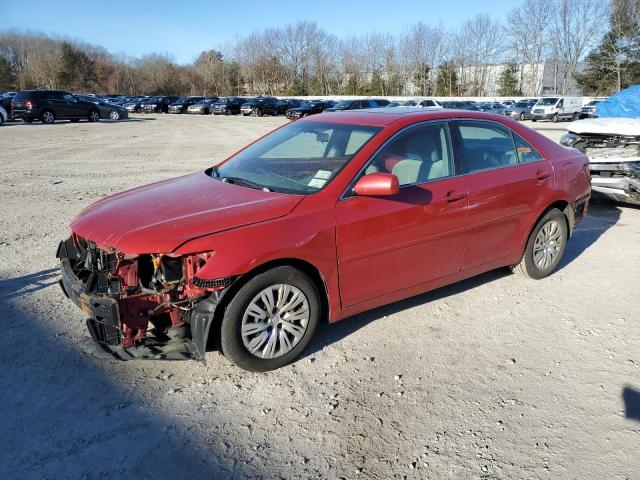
xmin=512 ymin=208 xmax=568 ymax=279
xmin=519 ymin=112 xmax=525 ymax=121
xmin=220 ymin=266 xmax=320 ymax=371
xmin=109 ymin=110 xmax=120 ymax=120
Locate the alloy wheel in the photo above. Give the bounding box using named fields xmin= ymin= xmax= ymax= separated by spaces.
xmin=533 ymin=220 xmax=563 ymax=270
xmin=109 ymin=110 xmax=120 ymax=120
xmin=241 ymin=284 xmax=310 ymax=359
xmin=42 ymin=111 xmax=54 ymax=124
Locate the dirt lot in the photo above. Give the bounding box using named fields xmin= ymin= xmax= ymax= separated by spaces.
xmin=0 ymin=114 xmax=638 ymax=480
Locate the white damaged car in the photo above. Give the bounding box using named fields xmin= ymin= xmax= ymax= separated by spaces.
xmin=561 ymin=118 xmax=640 ymax=205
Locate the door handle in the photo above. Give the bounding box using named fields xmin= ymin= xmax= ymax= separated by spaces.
xmin=535 ymin=170 xmax=550 ymax=180
xmin=445 ymin=190 xmax=467 ymax=202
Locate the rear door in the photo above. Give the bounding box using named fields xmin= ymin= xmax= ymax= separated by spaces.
xmin=452 ymin=119 xmax=553 ymax=270
xmin=336 ymin=121 xmax=468 ymax=307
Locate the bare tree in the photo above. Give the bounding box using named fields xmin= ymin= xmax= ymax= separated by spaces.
xmin=460 ymin=14 xmax=505 ymax=95
xmin=550 ymin=0 xmax=608 ymax=94
xmin=505 ymin=0 xmax=552 ymax=95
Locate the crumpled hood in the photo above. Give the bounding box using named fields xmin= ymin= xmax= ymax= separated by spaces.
xmin=71 ymin=172 xmax=303 ymax=254
xmin=567 ymin=118 xmax=640 ymax=136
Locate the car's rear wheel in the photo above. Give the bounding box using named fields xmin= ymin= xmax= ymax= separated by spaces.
xmin=109 ymin=110 xmax=120 ymax=120
xmin=220 ymin=266 xmax=320 ymax=371
xmin=41 ymin=110 xmax=55 ymax=124
xmin=88 ymin=110 xmax=100 ymax=122
xmin=519 ymin=112 xmax=525 ymax=121
xmin=512 ymin=208 xmax=568 ymax=279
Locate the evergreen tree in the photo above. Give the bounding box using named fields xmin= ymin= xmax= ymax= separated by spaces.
xmin=57 ymin=42 xmax=96 ymax=91
xmin=497 ymin=61 xmax=522 ymax=96
xmin=434 ymin=62 xmax=459 ymax=96
xmin=575 ymin=0 xmax=640 ymax=95
xmin=0 ymin=55 xmax=15 ymax=90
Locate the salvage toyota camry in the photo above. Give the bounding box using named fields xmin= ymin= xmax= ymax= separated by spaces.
xmin=57 ymin=108 xmax=591 ymax=371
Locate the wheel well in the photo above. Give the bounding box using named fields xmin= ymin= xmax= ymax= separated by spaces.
xmin=205 ymin=258 xmax=330 ymax=348
xmin=516 ymin=200 xmax=571 ymax=266
xmin=544 ymin=200 xmax=572 ymax=234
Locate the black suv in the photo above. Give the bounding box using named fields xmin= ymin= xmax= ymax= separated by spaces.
xmin=12 ymin=90 xmax=101 ymax=124
xmin=285 ymin=100 xmax=336 ymax=120
xmin=141 ymin=96 xmax=180 ymax=113
xmin=168 ymin=96 xmax=204 ymax=114
xmin=275 ymin=98 xmax=302 ymax=115
xmin=240 ymin=97 xmax=278 ymax=116
xmin=211 ymin=97 xmax=246 ymax=115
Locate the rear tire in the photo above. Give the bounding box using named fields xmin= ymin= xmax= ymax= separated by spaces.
xmin=519 ymin=112 xmax=525 ymax=121
xmin=220 ymin=266 xmax=320 ymax=371
xmin=531 ymin=118 xmax=537 ymax=122
xmin=512 ymin=208 xmax=568 ymax=279
xmin=41 ymin=110 xmax=55 ymax=124
xmin=88 ymin=110 xmax=100 ymax=122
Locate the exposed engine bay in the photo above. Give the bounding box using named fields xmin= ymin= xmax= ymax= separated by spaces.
xmin=562 ymin=125 xmax=640 ymax=205
xmin=56 ymin=234 xmax=233 ymax=360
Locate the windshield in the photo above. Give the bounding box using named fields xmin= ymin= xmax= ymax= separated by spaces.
xmin=173 ymin=97 xmax=187 ymax=104
xmin=537 ymin=97 xmax=559 ymax=106
xmin=514 ymin=102 xmax=529 ymax=107
xmin=213 ymin=122 xmax=381 ymax=195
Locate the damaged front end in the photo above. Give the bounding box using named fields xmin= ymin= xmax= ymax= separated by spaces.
xmin=562 ymin=131 xmax=640 ymax=204
xmin=56 ymin=235 xmax=234 ymax=361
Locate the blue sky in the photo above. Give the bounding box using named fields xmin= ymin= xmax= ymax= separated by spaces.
xmin=2 ymin=0 xmax=517 ymax=64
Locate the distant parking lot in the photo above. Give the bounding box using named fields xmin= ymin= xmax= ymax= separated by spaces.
xmin=1 ymin=114 xmax=639 ymax=479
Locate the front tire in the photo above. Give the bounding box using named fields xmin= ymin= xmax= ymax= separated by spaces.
xmin=220 ymin=266 xmax=320 ymax=371
xmin=109 ymin=110 xmax=120 ymax=120
xmin=519 ymin=112 xmax=525 ymax=121
xmin=512 ymin=208 xmax=568 ymax=279
xmin=551 ymin=113 xmax=559 ymax=123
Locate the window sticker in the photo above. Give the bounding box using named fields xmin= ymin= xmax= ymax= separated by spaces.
xmin=314 ymin=170 xmax=332 ymax=179
xmin=517 ymin=146 xmax=532 ymax=154
xmin=308 ymin=178 xmax=327 ymax=188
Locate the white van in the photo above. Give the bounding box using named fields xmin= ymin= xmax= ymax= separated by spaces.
xmin=531 ymin=96 xmax=582 ymax=122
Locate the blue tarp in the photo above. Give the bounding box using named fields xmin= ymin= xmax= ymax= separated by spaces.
xmin=596 ymin=85 xmax=640 ymax=118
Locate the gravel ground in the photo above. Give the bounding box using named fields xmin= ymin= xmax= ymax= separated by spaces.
xmin=0 ymin=114 xmax=638 ymax=480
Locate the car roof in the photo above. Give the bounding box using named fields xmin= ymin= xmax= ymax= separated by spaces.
xmin=304 ymin=107 xmax=516 ymax=127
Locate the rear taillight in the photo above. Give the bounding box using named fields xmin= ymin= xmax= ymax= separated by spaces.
xmin=25 ymin=101 xmax=33 ymax=108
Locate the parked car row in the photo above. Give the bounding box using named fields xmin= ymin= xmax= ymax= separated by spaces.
xmin=1 ymin=89 xmax=608 ymax=125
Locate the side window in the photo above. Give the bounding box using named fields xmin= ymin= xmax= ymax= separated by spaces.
xmin=368 ymin=100 xmax=378 ymax=108
xmin=456 ymin=121 xmax=519 ymax=173
xmin=423 ymin=100 xmax=435 ymax=107
xmin=512 ymin=133 xmax=544 ymax=163
xmin=48 ymin=92 xmax=65 ymax=101
xmin=365 ymin=122 xmax=453 ymax=186
xmin=62 ymin=93 xmax=77 ymax=102
xmin=557 ymin=99 xmax=564 ymax=108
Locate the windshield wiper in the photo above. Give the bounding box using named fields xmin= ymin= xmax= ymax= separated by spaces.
xmin=212 ymin=170 xmax=271 ymax=192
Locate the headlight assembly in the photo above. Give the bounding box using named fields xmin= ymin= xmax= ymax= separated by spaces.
xmin=560 ymin=133 xmax=579 ymax=147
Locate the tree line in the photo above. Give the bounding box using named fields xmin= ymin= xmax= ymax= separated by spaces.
xmin=0 ymin=0 xmax=637 ymax=98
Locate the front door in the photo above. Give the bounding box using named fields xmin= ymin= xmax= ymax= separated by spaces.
xmin=336 ymin=121 xmax=468 ymax=307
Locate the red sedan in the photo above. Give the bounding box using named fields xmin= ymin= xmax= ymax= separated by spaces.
xmin=58 ymin=109 xmax=591 ymax=370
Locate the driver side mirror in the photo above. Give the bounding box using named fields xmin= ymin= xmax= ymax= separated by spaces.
xmin=353 ymin=173 xmax=399 ymax=196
